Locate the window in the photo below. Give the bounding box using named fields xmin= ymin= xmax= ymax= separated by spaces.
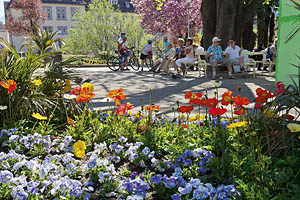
xmin=110 ymin=0 xmax=118 ymax=5
xmin=57 ymin=26 xmax=68 ymax=35
xmin=43 ymin=6 xmax=52 ymax=20
xmin=43 ymin=26 xmax=53 ymax=33
xmin=56 ymin=7 xmax=66 ymax=20
xmin=70 ymin=7 xmax=78 ymax=20
xmin=125 ymin=2 xmax=131 ymax=9
xmin=72 ymin=0 xmax=77 ymax=2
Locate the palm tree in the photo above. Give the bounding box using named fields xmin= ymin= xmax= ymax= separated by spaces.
xmin=22 ymin=27 xmax=64 ymax=54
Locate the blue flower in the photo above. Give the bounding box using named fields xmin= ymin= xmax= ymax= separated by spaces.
xmin=118 ymin=136 xmax=128 ymax=143
xmin=0 ymin=170 xmax=13 ymax=184
xmin=83 ymin=193 xmax=91 ymax=200
xmin=98 ymin=172 xmax=109 ymax=183
xmin=127 ymin=195 xmax=144 ymax=200
xmin=115 ymin=145 xmax=124 ymax=154
xmin=172 ymin=167 xmax=182 ymax=177
xmin=64 ymin=147 xmax=72 ymax=153
xmin=190 ymin=178 xmax=202 ymax=188
xmin=150 ymin=174 xmax=162 ymax=185
xmin=177 ymin=176 xmax=186 ymax=187
xmin=142 ymin=147 xmax=150 ymax=156
xmin=87 ymin=160 xmax=97 ymax=169
xmin=198 ymin=167 xmax=209 ymax=174
xmin=183 ymin=159 xmax=192 ymax=167
xmin=163 ymin=175 xmax=177 ymax=189
xmin=130 ymin=171 xmax=138 ymax=179
xmin=113 ymin=156 xmax=121 ymax=163
xmin=215 ymin=191 xmax=229 ymax=200
xmin=193 ymin=187 xmax=209 ymax=199
xmin=171 ymin=194 xmax=181 ymax=200
xmin=178 ymin=183 xmax=192 ymax=195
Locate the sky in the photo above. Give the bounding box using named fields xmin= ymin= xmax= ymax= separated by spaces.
xmin=0 ymin=0 xmax=9 ymax=24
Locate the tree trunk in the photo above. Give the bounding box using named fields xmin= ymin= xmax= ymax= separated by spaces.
xmin=269 ymin=11 xmax=275 ymax=43
xmin=263 ymin=6 xmax=271 ymax=47
xmin=201 ymin=0 xmax=263 ymax=49
xmin=242 ymin=21 xmax=256 ymax=51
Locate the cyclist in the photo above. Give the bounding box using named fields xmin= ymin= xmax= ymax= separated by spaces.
xmin=118 ymin=35 xmax=130 ymax=70
xmin=140 ymin=39 xmax=153 ymax=71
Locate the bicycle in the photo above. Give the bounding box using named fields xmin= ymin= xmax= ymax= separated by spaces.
xmin=106 ymin=47 xmax=140 ymax=71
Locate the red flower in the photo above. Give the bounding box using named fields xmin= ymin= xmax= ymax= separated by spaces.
xmin=146 ymin=105 xmax=160 ymax=111
xmin=177 ymin=124 xmax=188 ymax=129
xmin=282 ymin=114 xmax=294 ymax=120
xmin=208 ymin=107 xmax=227 ymax=116
xmin=255 ymin=88 xmax=274 ymax=104
xmin=185 ymin=91 xmax=203 ymax=104
xmin=178 ymin=105 xmax=194 ymax=113
xmin=0 ymin=80 xmax=17 ymax=94
xmin=116 ymin=104 xmax=127 ymax=116
xmin=254 ymin=104 xmax=261 ymax=109
xmin=116 ymin=103 xmax=134 ymax=116
xmin=206 ymin=98 xmax=218 ymax=108
xmin=67 ymin=117 xmax=74 ymax=127
xmin=233 ymin=95 xmax=250 ymax=106
xmin=108 ymin=88 xmax=126 ymax=105
xmin=76 ymin=87 xmax=95 ymax=103
xmin=275 ymin=81 xmax=285 ymax=95
xmin=234 ymin=106 xmax=247 ymax=115
xmin=70 ymin=86 xmax=81 ymax=96
xmin=221 ymin=91 xmax=233 ymax=106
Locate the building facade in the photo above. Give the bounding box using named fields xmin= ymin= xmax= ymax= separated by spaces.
xmin=84 ymin=0 xmax=134 ymax=12
xmin=4 ymin=0 xmax=86 ymax=51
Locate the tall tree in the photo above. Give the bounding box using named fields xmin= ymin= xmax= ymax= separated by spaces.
xmin=131 ymin=0 xmax=202 ymax=37
xmin=64 ymin=0 xmax=149 ymax=56
xmin=201 ymin=0 xmax=263 ymax=49
xmin=5 ymin=0 xmax=45 ymax=35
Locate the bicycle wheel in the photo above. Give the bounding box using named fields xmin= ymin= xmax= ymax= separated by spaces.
xmin=130 ymin=56 xmax=140 ymax=71
xmin=107 ymin=56 xmax=121 ymax=71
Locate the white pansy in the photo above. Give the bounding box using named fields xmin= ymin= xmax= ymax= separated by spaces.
xmin=0 ymin=105 xmax=8 ymax=110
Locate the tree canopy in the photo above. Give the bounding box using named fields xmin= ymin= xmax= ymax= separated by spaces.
xmin=131 ymin=0 xmax=202 ymax=36
xmin=5 ymin=0 xmax=46 ymax=35
xmin=64 ymin=0 xmax=149 ymax=56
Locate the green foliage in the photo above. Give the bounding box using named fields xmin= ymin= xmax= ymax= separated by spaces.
xmin=64 ymin=0 xmax=150 ymax=57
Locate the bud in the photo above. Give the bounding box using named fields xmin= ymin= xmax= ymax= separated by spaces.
xmin=214 ymin=80 xmax=220 ymax=88
xmin=237 ymin=85 xmax=241 ymax=92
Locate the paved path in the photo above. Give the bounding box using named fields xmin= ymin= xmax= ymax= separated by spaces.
xmin=72 ymin=67 xmax=276 ymax=115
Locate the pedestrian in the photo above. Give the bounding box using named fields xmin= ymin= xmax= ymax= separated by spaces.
xmin=140 ymin=39 xmax=153 ymax=71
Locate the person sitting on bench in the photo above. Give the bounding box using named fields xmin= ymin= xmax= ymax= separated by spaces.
xmin=206 ymin=37 xmax=233 ymax=80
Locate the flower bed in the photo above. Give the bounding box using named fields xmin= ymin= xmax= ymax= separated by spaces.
xmin=1 ymin=76 xmax=300 ymax=199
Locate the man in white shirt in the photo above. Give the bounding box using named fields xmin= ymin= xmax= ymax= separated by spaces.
xmin=140 ymin=39 xmax=153 ymax=71
xmin=225 ymin=39 xmax=247 ymax=78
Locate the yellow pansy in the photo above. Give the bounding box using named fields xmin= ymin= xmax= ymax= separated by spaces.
xmin=31 ymin=79 xmax=42 ymax=86
xmin=74 ymin=140 xmax=86 ymax=159
xmin=189 ymin=114 xmax=199 ymax=122
xmin=32 ymin=113 xmax=47 ymax=120
xmin=227 ymin=121 xmax=246 ymax=129
xmin=287 ymin=123 xmax=300 ymax=133
xmin=135 ymin=111 xmax=143 ymax=118
xmin=82 ymin=83 xmax=94 ymax=93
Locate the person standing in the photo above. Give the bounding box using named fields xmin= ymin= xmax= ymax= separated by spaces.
xmin=225 ymin=39 xmax=247 ymax=78
xmin=163 ymin=36 xmax=170 ymax=53
xmin=140 ymin=39 xmax=153 ymax=71
xmin=205 ymin=37 xmax=232 ymax=80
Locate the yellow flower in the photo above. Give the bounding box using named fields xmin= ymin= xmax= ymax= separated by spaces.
xmin=31 ymin=79 xmax=42 ymax=86
xmin=61 ymin=80 xmax=72 ymax=94
xmin=227 ymin=121 xmax=246 ymax=129
xmin=82 ymin=83 xmax=94 ymax=93
xmin=74 ymin=140 xmax=86 ymax=159
xmin=135 ymin=111 xmax=143 ymax=118
xmin=287 ymin=123 xmax=300 ymax=133
xmin=32 ymin=113 xmax=47 ymax=120
xmin=189 ymin=114 xmax=199 ymax=122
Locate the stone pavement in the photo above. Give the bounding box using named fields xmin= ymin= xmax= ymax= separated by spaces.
xmin=74 ymin=68 xmax=276 ymax=115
